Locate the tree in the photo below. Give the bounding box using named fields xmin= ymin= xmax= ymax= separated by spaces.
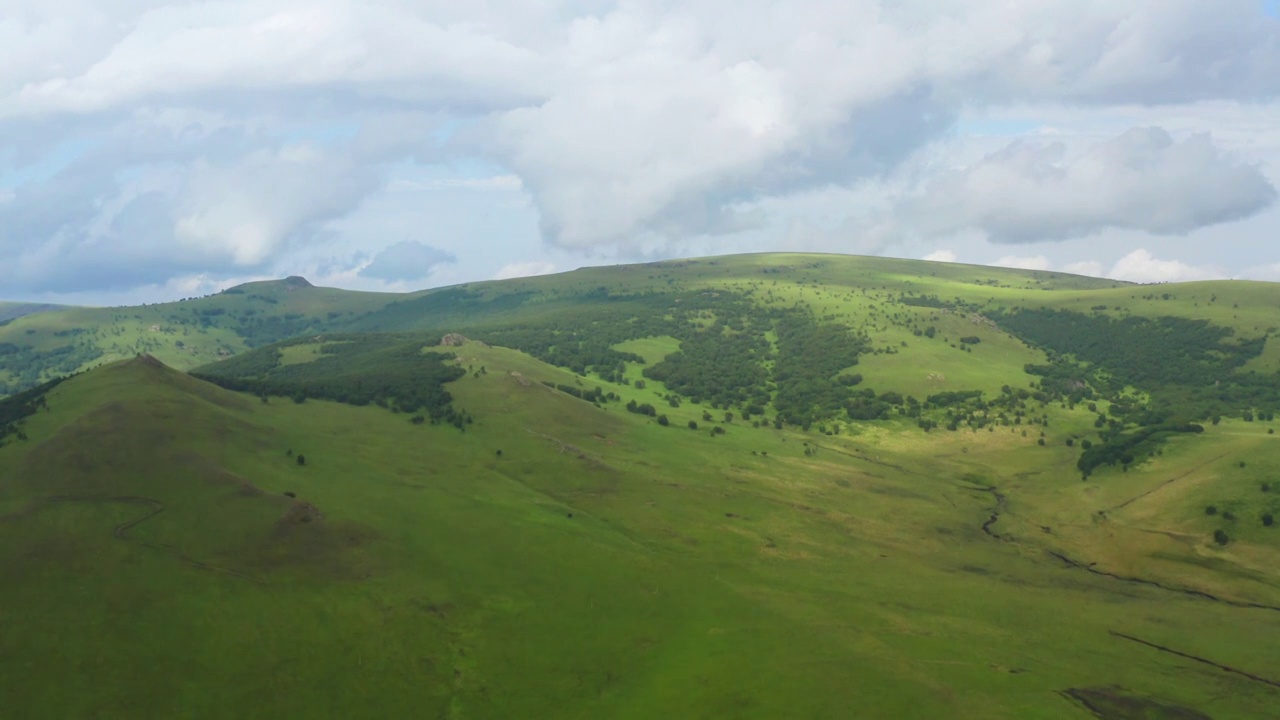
xmin=1213 ymin=529 xmax=1229 ymax=545
xmin=1205 ymin=505 xmax=1218 ymax=515
xmin=296 ymin=454 xmax=306 ymax=466
xmin=657 ymin=414 xmax=669 ymax=426
xmin=1262 ymin=512 xmax=1274 ymax=527
xmin=688 ymin=420 xmax=698 ymax=430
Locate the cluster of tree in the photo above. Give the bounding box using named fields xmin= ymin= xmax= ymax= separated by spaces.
xmin=642 ymin=318 xmax=771 ymax=409
xmin=771 ymin=315 xmax=870 ymax=426
xmin=625 ymin=399 xmax=658 ymax=416
xmin=925 ymin=390 xmax=983 ymax=407
xmin=193 ymin=333 xmax=467 ymax=426
xmin=998 ymin=308 xmax=1271 ymax=419
xmin=0 ymin=342 xmax=103 ymax=395
xmin=543 ymin=382 xmax=614 ymax=404
xmin=0 ymin=375 xmax=67 ymax=446
xmin=1076 ymin=422 xmax=1205 ymax=478
xmin=843 ymin=388 xmax=900 ymax=421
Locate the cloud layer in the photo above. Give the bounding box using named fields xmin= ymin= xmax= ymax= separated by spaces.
xmin=903 ymin=127 xmax=1276 ymax=243
xmin=0 ymin=1 xmax=1278 ymax=296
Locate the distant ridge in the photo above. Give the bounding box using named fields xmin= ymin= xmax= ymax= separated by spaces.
xmin=220 ymin=276 xmax=315 ymax=294
xmin=0 ymin=303 xmax=64 ymax=323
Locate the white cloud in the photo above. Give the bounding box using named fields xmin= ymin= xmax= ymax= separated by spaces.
xmin=492 ymin=261 xmax=557 ymax=280
xmin=1062 ymin=260 xmax=1105 ymax=277
xmin=1107 ymin=248 xmax=1221 ymax=283
xmin=922 ymin=249 xmax=957 ymax=263
xmin=1241 ymin=262 xmax=1280 ymax=282
xmin=359 ymin=240 xmax=455 ymax=281
xmin=2 ymin=1 xmax=546 ymax=118
xmin=902 ymin=127 xmax=1276 ymax=243
xmin=1 ymin=1 xmax=1279 ymax=296
xmin=993 ymin=254 xmax=1052 ymax=271
xmin=388 ymin=175 xmax=522 ymax=192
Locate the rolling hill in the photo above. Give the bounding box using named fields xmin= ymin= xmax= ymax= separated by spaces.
xmin=3 ymin=252 xmax=1280 ymax=718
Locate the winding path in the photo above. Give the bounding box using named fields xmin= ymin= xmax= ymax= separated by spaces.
xmin=1109 ymin=631 xmax=1280 ymax=689
xmin=41 ymin=495 xmax=259 ymax=582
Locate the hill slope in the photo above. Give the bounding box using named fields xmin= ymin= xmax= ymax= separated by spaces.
xmin=0 ymin=252 xmax=1138 ymax=396
xmin=3 ymin=347 xmax=1280 ymax=718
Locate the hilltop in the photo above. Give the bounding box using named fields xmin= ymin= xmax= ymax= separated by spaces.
xmin=4 ymin=251 xmax=1273 ymax=399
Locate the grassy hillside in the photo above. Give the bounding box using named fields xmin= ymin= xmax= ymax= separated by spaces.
xmin=4 ymin=252 xmax=1280 ymax=717
xmin=0 ymin=277 xmax=407 ymax=394
xmin=0 ymin=302 xmax=64 ymax=323
xmin=0 ymin=253 xmax=1136 ymax=397
xmin=2 ymin=347 xmax=1279 ymax=717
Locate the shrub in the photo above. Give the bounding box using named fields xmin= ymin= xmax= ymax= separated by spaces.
xmin=296 ymin=454 xmax=306 ymax=466
xmin=688 ymin=420 xmax=698 ymax=430
xmin=1213 ymin=529 xmax=1230 ymax=545
xmin=1262 ymin=512 xmax=1274 ymax=527
xmin=1205 ymin=505 xmax=1218 ymax=515
xmin=657 ymin=414 xmax=669 ymax=426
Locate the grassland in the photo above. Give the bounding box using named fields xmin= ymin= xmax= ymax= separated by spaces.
xmin=0 ymin=346 xmax=1274 ymax=717
xmin=2 ymin=253 xmax=1280 ymax=718
xmin=0 ymin=253 xmax=1129 ymax=395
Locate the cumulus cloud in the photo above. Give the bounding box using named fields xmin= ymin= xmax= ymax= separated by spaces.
xmin=902 ymin=127 xmax=1277 ymax=243
xmin=993 ymin=254 xmax=1052 ymax=271
xmin=1241 ymin=262 xmax=1280 ymax=281
xmin=1062 ymin=260 xmax=1105 ymax=277
xmin=970 ymin=248 xmax=1223 ymax=283
xmin=0 ymin=139 xmax=379 ymax=292
xmin=359 ymin=240 xmax=456 ymax=281
xmin=1 ymin=1 xmax=1279 ymax=295
xmin=1107 ymin=248 xmax=1221 ymax=283
xmin=492 ymin=261 xmax=557 ymax=280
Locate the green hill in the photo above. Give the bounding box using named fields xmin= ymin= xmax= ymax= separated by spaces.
xmin=3 ymin=253 xmax=1280 ymax=718
xmin=0 ymin=302 xmax=65 ymax=323
xmin=0 ymin=253 xmax=1131 ymax=395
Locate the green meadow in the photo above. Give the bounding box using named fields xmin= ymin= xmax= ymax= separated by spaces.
xmin=2 ymin=253 xmax=1279 ymax=718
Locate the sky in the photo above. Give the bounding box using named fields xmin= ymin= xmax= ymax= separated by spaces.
xmin=1 ymin=1 xmax=1279 ymax=305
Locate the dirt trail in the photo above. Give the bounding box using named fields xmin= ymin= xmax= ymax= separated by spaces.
xmin=1109 ymin=630 xmax=1280 ymax=689
xmin=41 ymin=495 xmax=259 ymax=582
xmin=1044 ymin=549 xmax=1280 ymax=612
xmin=1105 ymin=452 xmax=1230 ymax=514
